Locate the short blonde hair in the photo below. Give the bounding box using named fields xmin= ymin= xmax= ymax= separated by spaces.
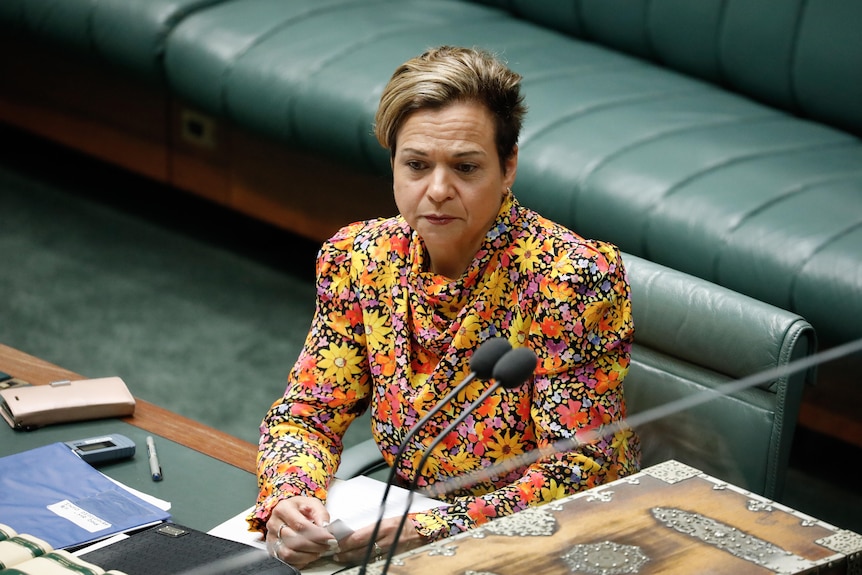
xmin=374 ymin=46 xmax=527 ymax=168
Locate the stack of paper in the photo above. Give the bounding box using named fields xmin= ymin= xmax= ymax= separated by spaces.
xmin=0 ymin=443 xmax=171 ymax=550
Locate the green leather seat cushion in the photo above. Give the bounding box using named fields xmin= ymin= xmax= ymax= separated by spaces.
xmin=0 ymin=0 xmax=232 ymax=80
xmin=162 ymin=0 xmax=862 ymax=346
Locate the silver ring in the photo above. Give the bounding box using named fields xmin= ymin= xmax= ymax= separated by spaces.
xmin=373 ymin=541 xmax=383 ymax=562
xmin=272 ymin=522 xmax=287 ymax=554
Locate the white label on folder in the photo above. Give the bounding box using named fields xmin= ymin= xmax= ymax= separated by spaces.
xmin=47 ymin=500 xmax=112 ymax=533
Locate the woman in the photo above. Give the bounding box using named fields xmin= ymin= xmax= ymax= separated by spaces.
xmin=248 ymin=46 xmax=640 ymax=569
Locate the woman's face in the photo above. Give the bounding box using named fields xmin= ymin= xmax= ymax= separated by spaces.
xmin=392 ymin=101 xmax=517 ymax=279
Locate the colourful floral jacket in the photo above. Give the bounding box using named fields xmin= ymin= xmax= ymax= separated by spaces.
xmin=249 ymin=192 xmax=640 ymax=541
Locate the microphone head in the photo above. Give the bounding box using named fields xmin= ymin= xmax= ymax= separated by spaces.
xmin=492 ymin=346 xmax=538 ymax=389
xmin=469 ymin=337 xmax=513 ymax=379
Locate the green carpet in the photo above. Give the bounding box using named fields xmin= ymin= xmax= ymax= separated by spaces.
xmin=0 ymin=126 xmax=320 ymax=445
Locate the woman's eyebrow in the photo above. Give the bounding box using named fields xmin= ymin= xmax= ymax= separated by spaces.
xmin=398 ymin=147 xmax=486 ymax=158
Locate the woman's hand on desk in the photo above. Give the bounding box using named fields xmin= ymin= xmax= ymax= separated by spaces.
xmin=267 ymin=497 xmax=337 ymax=569
xmin=332 ymin=516 xmax=425 ymax=566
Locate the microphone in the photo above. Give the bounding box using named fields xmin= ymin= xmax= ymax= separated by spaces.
xmin=378 ymin=346 xmax=538 ymax=575
xmin=356 ymin=337 xmax=512 ymax=573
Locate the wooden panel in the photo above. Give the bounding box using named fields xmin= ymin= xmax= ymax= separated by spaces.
xmin=0 ymin=96 xmax=169 ymax=182
xmin=166 ymin=102 xmax=397 ymax=242
xmin=798 ymin=353 xmax=862 ymax=450
xmin=168 ymin=102 xmax=232 ymax=205
xmin=0 ymin=33 xmax=170 ymax=182
xmin=228 ymin=128 xmax=396 ymax=243
xmin=0 ymin=344 xmax=257 ymax=474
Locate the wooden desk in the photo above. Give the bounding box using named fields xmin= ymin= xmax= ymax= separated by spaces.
xmin=0 ymin=343 xmax=351 ymax=574
xmin=0 ymin=343 xmax=262 ymax=531
xmin=0 ymin=343 xmax=257 ymax=473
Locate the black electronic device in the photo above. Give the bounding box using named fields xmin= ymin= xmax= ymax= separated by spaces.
xmin=64 ymin=433 xmax=136 ymax=465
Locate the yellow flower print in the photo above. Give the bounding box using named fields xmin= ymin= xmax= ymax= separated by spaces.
xmin=444 ymin=448 xmax=480 ymax=474
xmin=291 ymin=452 xmax=323 ymax=473
xmin=318 ymin=342 xmax=363 ymax=383
xmin=368 ymin=234 xmax=393 ymax=261
xmin=363 ymin=310 xmax=392 ymax=350
xmin=551 ymin=251 xmax=575 ymax=276
xmin=539 ymin=480 xmax=568 ymax=502
xmin=413 ymin=512 xmax=447 ymax=533
xmin=349 ymin=250 xmax=368 ymax=275
xmin=583 ymin=299 xmax=611 ymax=332
xmin=486 ymin=430 xmax=524 ymax=460
xmin=411 ymin=445 xmax=442 ymax=477
xmin=608 ymin=289 xmax=631 ymax=332
xmin=510 ymin=310 xmax=531 ymax=346
xmin=541 ymin=278 xmax=574 ymax=300
xmin=453 ymin=315 xmax=482 ymax=351
xmin=484 ymin=267 xmax=505 ymax=295
xmin=611 ymin=427 xmax=636 ymax=455
xmin=512 ymin=236 xmax=542 ymax=273
xmin=327 ymin=311 xmax=351 ymax=336
xmin=329 ymin=269 xmax=351 ymax=297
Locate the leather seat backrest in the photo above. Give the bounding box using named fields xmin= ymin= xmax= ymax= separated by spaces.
xmin=623 ymin=252 xmax=816 ymax=499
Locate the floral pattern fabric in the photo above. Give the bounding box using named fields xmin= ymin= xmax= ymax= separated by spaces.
xmin=249 ymin=191 xmax=640 ymax=541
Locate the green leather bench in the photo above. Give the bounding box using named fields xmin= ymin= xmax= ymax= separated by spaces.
xmin=0 ymin=0 xmax=228 ymax=81
xmin=155 ymin=0 xmax=862 ymax=349
xmin=1 ymin=0 xmax=859 ymax=349
xmin=338 ymin=253 xmax=817 ymax=501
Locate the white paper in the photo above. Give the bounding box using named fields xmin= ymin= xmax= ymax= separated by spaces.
xmin=48 ymin=499 xmax=112 ymax=532
xmin=104 ymin=474 xmax=171 ymax=511
xmin=207 ymin=475 xmax=447 ymax=575
xmin=71 ymin=533 xmax=130 ymax=556
xmin=323 ymin=475 xmax=445 ymax=531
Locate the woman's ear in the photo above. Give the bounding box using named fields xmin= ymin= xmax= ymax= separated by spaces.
xmin=504 ymin=145 xmax=518 ymax=189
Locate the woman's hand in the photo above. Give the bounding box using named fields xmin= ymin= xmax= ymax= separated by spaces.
xmin=332 ymin=516 xmax=426 ymax=566
xmin=266 ymin=497 xmax=338 ymax=569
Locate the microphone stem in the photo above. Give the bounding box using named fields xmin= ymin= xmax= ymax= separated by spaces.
xmin=357 ymin=371 xmax=478 ymax=574
xmin=379 ymin=382 xmax=501 ymax=575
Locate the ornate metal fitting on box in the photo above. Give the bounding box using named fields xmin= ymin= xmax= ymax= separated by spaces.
xmin=560 ymin=541 xmax=649 ymax=575
xmin=585 ymin=488 xmax=615 ymax=504
xmin=651 ymin=507 xmax=816 ymax=574
xmin=478 ymin=506 xmax=558 ymax=538
xmin=818 ymin=530 xmax=862 ymax=575
xmin=643 ymin=459 xmax=701 ymax=484
xmin=746 ymin=499 xmax=774 ymax=512
xmin=426 ymin=543 xmax=458 ymax=557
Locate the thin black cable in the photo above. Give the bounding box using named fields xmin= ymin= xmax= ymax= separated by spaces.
xmin=379 ymin=346 xmax=537 ymax=575
xmin=356 ymin=337 xmax=511 ymax=573
xmin=377 ymin=383 xmax=503 ymax=574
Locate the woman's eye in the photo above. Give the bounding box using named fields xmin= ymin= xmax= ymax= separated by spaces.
xmin=406 ymin=160 xmax=425 ymax=170
xmin=457 ymin=164 xmax=477 ymax=174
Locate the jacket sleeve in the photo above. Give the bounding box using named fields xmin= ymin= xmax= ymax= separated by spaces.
xmin=247 ymin=224 xmax=371 ymax=533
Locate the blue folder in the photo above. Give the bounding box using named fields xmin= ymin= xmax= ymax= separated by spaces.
xmin=0 ymin=442 xmax=171 ymax=549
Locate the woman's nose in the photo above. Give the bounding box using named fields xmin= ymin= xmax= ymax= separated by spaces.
xmin=427 ymin=168 xmax=455 ymax=203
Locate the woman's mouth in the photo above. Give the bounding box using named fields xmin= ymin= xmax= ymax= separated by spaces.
xmin=424 ymin=214 xmax=455 ymax=225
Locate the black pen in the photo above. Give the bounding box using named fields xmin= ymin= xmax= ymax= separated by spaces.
xmin=146 ymin=436 xmax=163 ymax=481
